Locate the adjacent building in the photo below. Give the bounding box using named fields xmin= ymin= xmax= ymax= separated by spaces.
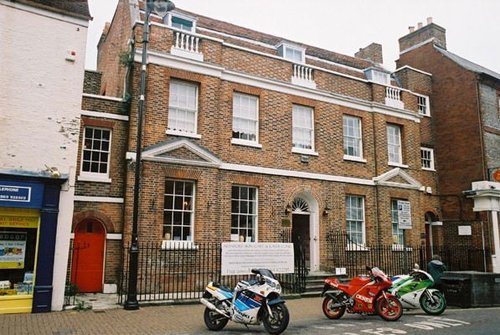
xmin=73 ymin=0 xmax=441 ymax=293
xmin=0 ymin=0 xmax=91 ymax=313
xmin=397 ymin=18 xmax=500 ymax=272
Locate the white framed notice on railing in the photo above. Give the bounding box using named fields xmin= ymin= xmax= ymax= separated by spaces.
xmin=221 ymin=242 xmax=294 ymax=275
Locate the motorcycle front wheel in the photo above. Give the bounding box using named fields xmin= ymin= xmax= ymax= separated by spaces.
xmin=203 ymin=306 xmax=229 ymax=331
xmin=420 ymin=290 xmax=446 ymax=315
xmin=263 ymin=303 xmax=290 ymax=335
xmin=376 ymin=296 xmax=403 ymax=321
xmin=322 ymin=296 xmax=346 ymax=319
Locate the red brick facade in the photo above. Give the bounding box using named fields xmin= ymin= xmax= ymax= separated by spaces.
xmin=73 ymin=0 xmax=442 ymax=290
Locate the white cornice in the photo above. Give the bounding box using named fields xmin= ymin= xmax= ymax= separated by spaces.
xmin=143 ymin=51 xmax=421 ymax=123
xmin=81 ymin=110 xmax=129 ymax=121
xmin=74 ymin=196 xmax=124 ymax=203
xmin=82 ymin=93 xmax=123 ymax=102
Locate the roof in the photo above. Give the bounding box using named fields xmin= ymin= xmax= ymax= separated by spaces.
xmin=435 ymin=45 xmax=500 ymax=81
xmin=13 ymin=0 xmax=91 ymax=20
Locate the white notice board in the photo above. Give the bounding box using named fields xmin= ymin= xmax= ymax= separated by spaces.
xmin=397 ymin=200 xmax=412 ymax=229
xmin=221 ymin=242 xmax=294 ymax=275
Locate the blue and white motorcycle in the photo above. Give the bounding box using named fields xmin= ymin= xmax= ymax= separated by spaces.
xmin=200 ymin=268 xmax=289 ymax=334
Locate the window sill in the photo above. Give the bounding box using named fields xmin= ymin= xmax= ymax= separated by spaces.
xmin=343 ymin=155 xmax=367 ymax=163
xmin=388 ymin=162 xmax=409 ymax=169
xmin=422 ymin=167 xmax=436 ymax=172
xmin=231 ymin=139 xmax=262 ymax=149
xmin=166 ymin=130 xmax=202 ymax=139
xmin=77 ymin=174 xmax=112 ymax=183
xmin=161 ymin=240 xmax=198 ymax=250
xmin=292 ymin=148 xmax=318 ymax=156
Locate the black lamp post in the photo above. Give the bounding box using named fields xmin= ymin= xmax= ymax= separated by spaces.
xmin=124 ymin=0 xmax=175 ymax=311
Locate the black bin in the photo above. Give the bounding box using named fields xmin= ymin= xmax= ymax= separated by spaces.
xmin=441 ymin=276 xmax=471 ymax=308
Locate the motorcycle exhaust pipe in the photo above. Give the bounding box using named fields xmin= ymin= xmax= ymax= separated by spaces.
xmin=200 ymin=298 xmax=230 ymax=318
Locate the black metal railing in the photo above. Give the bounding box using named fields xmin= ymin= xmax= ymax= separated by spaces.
xmin=118 ymin=241 xmax=307 ymax=304
xmin=325 ymin=232 xmax=490 ymax=277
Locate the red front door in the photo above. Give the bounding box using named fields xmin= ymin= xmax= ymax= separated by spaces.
xmin=71 ymin=220 xmax=105 ymax=293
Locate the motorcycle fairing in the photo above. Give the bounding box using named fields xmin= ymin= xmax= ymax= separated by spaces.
xmin=206 ymin=282 xmax=233 ymax=300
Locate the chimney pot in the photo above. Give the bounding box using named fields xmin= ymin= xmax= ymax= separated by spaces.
xmin=409 ymin=26 xmax=415 ymax=33
xmin=427 ymin=17 xmax=433 ymax=25
xmin=417 ymin=22 xmax=423 ymax=29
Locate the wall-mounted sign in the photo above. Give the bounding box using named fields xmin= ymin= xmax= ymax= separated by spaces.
xmin=0 ymin=231 xmax=27 ymax=269
xmin=0 ymin=181 xmax=43 ymax=208
xmin=397 ymin=200 xmax=412 ymax=229
xmin=458 ymin=225 xmax=472 ymax=236
xmin=221 ymin=242 xmax=294 ymax=275
xmin=0 ymin=185 xmax=31 ymax=202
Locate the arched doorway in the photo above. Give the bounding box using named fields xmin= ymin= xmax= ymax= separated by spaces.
xmin=290 ymin=195 xmax=320 ymax=272
xmin=71 ymin=220 xmax=105 ymax=293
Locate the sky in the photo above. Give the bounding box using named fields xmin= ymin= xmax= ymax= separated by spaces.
xmin=85 ymin=0 xmax=500 ymax=74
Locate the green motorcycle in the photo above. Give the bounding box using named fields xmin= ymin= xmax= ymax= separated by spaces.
xmin=389 ymin=268 xmax=446 ymax=315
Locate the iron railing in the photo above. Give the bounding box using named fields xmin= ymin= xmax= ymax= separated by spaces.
xmin=118 ymin=241 xmax=307 ymax=304
xmin=325 ymin=232 xmax=490 ymax=277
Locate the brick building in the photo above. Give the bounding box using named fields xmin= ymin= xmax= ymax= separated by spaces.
xmin=0 ymin=0 xmax=90 ymax=313
xmin=397 ymin=19 xmax=500 ymax=272
xmin=73 ymin=0 xmax=441 ymax=293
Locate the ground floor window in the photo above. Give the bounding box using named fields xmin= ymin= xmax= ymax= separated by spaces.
xmin=231 ymin=185 xmax=257 ymax=242
xmin=0 ymin=208 xmax=39 ymax=303
xmin=163 ymin=180 xmax=194 ymax=241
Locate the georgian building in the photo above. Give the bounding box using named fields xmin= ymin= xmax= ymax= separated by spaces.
xmin=73 ymin=0 xmax=440 ymax=293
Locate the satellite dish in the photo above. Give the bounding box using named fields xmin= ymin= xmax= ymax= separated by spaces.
xmin=152 ymin=0 xmax=176 ymax=18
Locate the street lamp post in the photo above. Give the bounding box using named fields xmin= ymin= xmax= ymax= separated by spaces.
xmin=124 ymin=0 xmax=175 ymax=311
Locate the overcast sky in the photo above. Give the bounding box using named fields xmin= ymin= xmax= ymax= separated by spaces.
xmin=85 ymin=0 xmax=500 ymax=74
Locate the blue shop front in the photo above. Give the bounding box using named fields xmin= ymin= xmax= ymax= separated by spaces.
xmin=0 ymin=174 xmax=65 ymax=314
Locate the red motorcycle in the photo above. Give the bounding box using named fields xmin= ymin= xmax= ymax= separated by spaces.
xmin=321 ymin=266 xmax=403 ymax=321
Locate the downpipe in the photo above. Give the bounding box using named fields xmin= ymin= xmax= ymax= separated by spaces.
xmin=200 ymin=298 xmax=230 ymax=318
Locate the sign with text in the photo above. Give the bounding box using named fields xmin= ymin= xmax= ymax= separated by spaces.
xmin=397 ymin=200 xmax=412 ymax=229
xmin=0 ymin=180 xmax=44 ymax=208
xmin=0 ymin=231 xmax=27 ymax=269
xmin=221 ymin=242 xmax=294 ymax=275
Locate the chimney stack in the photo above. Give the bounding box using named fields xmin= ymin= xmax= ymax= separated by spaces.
xmin=408 ymin=26 xmax=415 ymax=33
xmin=399 ymin=19 xmax=446 ymax=53
xmin=355 ymin=42 xmax=383 ymax=64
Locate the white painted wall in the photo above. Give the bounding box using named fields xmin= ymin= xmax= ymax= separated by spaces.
xmin=0 ymin=1 xmax=89 ymax=311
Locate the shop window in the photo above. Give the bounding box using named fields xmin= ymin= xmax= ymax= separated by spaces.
xmin=0 ymin=208 xmax=39 ymax=312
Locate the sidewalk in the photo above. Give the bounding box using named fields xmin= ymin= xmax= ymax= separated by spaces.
xmin=0 ymin=295 xmax=325 ymax=335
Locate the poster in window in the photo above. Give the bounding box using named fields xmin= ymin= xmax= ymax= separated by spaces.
xmin=0 ymin=231 xmax=27 ymax=269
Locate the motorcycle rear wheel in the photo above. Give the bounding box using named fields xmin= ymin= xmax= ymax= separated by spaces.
xmin=203 ymin=306 xmax=229 ymax=331
xmin=263 ymin=303 xmax=290 ymax=335
xmin=322 ymin=296 xmax=346 ymax=319
xmin=376 ymin=296 xmax=403 ymax=321
xmin=420 ymin=290 xmax=446 ymax=315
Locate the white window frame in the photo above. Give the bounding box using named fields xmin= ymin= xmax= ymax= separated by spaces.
xmin=78 ymin=126 xmax=112 ymax=183
xmin=231 ymin=92 xmax=261 ymax=148
xmin=343 ymin=115 xmax=365 ymax=162
xmin=278 ymin=42 xmax=305 ymax=63
xmin=231 ymin=185 xmax=258 ymax=242
xmin=162 ymin=179 xmax=195 ymax=247
xmin=387 ymin=124 xmax=403 ymax=165
xmin=417 ymin=95 xmax=431 ymax=116
xmin=346 ymin=195 xmax=365 ymax=246
xmin=292 ymin=105 xmax=316 ymax=155
xmin=391 ymin=199 xmax=404 ymax=246
xmin=167 ymin=80 xmax=200 ymax=138
xmin=165 ymin=13 xmax=196 ymax=32
xmin=421 ymin=147 xmax=435 ymax=170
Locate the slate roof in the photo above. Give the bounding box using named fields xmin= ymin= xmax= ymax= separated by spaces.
xmin=435 ymin=45 xmax=500 ymax=81
xmin=143 ymin=6 xmax=376 ymax=76
xmin=13 ymin=0 xmax=91 ymax=20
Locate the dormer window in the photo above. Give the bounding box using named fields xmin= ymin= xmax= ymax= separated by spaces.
xmin=165 ymin=13 xmax=196 ymax=32
xmin=277 ymin=42 xmax=305 ymax=63
xmin=364 ymin=67 xmax=390 ymax=85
